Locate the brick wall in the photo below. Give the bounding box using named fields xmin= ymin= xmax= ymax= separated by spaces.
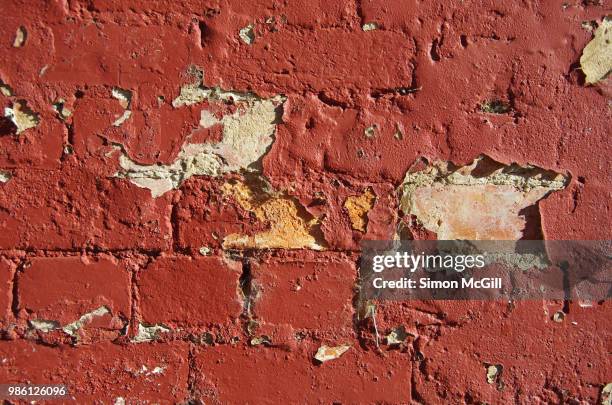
xmin=0 ymin=1 xmax=610 ymax=403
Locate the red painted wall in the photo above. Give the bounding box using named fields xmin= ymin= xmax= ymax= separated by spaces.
xmin=0 ymin=1 xmax=610 ymax=403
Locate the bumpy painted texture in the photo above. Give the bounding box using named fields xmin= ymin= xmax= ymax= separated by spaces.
xmin=0 ymin=1 xmax=610 ymax=403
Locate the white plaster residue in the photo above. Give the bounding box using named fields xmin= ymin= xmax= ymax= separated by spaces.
xmin=117 ymin=88 xmax=285 ymax=197
xmin=62 ymin=306 xmax=111 ymax=336
xmin=131 ymin=323 xmax=170 ymax=343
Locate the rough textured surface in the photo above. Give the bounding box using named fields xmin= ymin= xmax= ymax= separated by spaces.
xmin=0 ymin=0 xmax=610 ymax=403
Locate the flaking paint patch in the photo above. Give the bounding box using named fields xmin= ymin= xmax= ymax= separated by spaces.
xmin=221 ymin=180 xmax=325 ymax=250
xmin=580 ymin=17 xmax=612 ymax=84
xmin=344 ymin=188 xmax=376 ymax=232
xmin=314 ymin=344 xmax=350 ymax=363
xmin=117 ymin=84 xmax=285 ymax=197
xmin=29 ymin=307 xmax=114 ymax=337
xmin=239 ymin=24 xmax=255 ymax=44
xmin=398 ymin=156 xmax=568 ymax=240
xmin=4 ymin=100 xmax=40 ymax=134
xmin=132 ymin=323 xmax=170 ymax=343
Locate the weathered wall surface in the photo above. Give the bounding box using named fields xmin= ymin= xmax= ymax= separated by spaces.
xmin=0 ymin=0 xmax=610 ymax=403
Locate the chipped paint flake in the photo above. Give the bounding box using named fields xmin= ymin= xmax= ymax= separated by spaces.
xmin=362 ymin=22 xmax=379 ymax=31
xmin=552 ymin=310 xmax=565 ymax=323
xmin=398 ymin=156 xmax=568 ymax=240
xmin=0 ymin=171 xmax=12 ymax=183
xmin=314 ymin=344 xmax=350 ymax=363
xmin=364 ymin=125 xmax=377 ymax=138
xmin=486 ymin=364 xmax=503 ymax=384
xmin=112 ymin=88 xmax=132 ymax=109
xmin=239 ymin=24 xmax=255 ymax=44
xmin=117 ymin=88 xmax=285 ymax=197
xmin=580 ymin=17 xmax=612 ymax=84
xmin=13 ymin=26 xmax=26 ymax=47
xmin=386 ymin=326 xmax=409 ymax=346
xmin=4 ymin=100 xmax=40 ymax=134
xmin=0 ymin=80 xmax=13 ymax=97
xmin=132 ymin=323 xmax=170 ymax=343
xmin=344 ymin=188 xmax=376 ymax=232
xmin=52 ymin=98 xmax=72 ymax=120
xmin=221 ymin=180 xmax=325 ymax=250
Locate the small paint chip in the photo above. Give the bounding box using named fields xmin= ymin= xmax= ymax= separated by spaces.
xmin=364 ymin=125 xmax=377 ymax=138
xmin=479 ymin=99 xmax=511 ymax=114
xmin=0 ymin=171 xmax=11 ymax=183
xmin=485 ymin=364 xmax=504 ymax=389
xmin=250 ymin=336 xmax=271 ymax=346
xmin=580 ymin=17 xmax=612 ymax=84
xmin=239 ymin=24 xmax=255 ymax=45
xmin=13 ymin=26 xmax=27 ymax=47
xmin=362 ymin=22 xmax=379 ymax=31
xmin=4 ymin=100 xmax=40 ymax=134
xmin=314 ymin=344 xmax=350 ymax=363
xmin=386 ymin=326 xmax=409 ymax=346
xmin=111 ymin=87 xmax=132 ymax=126
xmin=552 ymin=310 xmax=565 ymax=323
xmin=344 ymin=188 xmax=376 ymax=232
xmin=52 ymin=99 xmax=72 ymax=120
xmin=0 ymin=80 xmax=13 ymax=97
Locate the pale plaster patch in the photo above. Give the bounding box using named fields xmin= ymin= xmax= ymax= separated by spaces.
xmin=580 ymin=17 xmax=612 ymax=84
xmin=117 ymin=85 xmax=284 ymax=197
xmin=398 ymin=156 xmax=568 ymax=240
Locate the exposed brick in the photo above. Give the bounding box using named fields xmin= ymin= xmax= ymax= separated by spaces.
xmin=138 ymin=256 xmax=243 ymax=330
xmin=251 ymin=252 xmax=355 ymax=341
xmin=193 ymin=343 xmax=411 ymax=403
xmin=18 ymin=256 xmax=131 ymax=339
xmin=0 ymin=340 xmax=190 ymax=403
